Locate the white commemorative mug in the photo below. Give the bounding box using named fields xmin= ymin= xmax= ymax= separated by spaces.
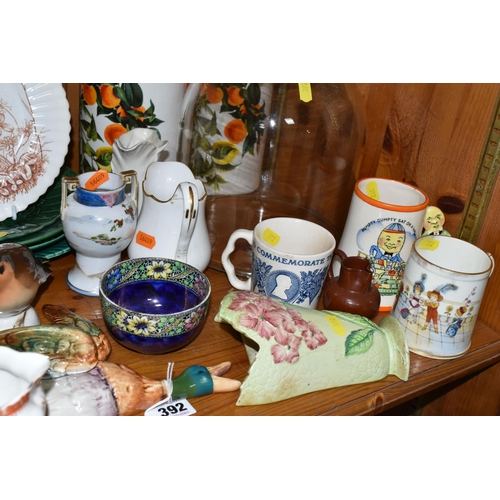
xmin=221 ymin=217 xmax=336 ymax=309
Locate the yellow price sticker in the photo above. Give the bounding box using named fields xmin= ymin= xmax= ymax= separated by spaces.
xmin=325 ymin=314 xmax=347 ymax=336
xmin=298 ymin=83 xmax=312 ymax=102
xmin=366 ymin=181 xmax=380 ymax=200
xmin=418 ymin=238 xmax=440 ymax=251
xmin=263 ymin=227 xmax=281 ymax=247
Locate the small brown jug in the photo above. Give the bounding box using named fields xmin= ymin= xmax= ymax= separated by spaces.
xmin=323 ymin=249 xmax=381 ymax=319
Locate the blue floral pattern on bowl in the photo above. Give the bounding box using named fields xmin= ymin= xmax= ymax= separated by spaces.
xmin=100 ymin=258 xmax=211 ymax=355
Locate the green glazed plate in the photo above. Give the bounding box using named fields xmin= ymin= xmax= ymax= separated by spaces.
xmin=0 ymin=166 xmax=73 ymax=242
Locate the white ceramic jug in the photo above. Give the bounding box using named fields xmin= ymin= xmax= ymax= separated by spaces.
xmin=112 ymin=128 xmax=168 ymax=214
xmin=127 ymin=161 xmax=211 ymax=271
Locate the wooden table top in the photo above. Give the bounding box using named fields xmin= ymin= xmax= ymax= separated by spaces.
xmin=31 ymin=251 xmax=500 ymax=416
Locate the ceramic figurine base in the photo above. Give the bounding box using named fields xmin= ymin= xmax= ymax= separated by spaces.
xmin=0 ymin=307 xmax=41 ymax=330
xmin=66 ymin=267 xmax=100 ymax=296
xmin=66 ymin=257 xmax=120 ymax=297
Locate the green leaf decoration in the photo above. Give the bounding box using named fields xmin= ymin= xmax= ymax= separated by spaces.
xmin=247 ymin=83 xmax=261 ymax=105
xmin=122 ymin=83 xmax=143 ymax=108
xmin=106 ymin=113 xmax=121 ymax=125
xmin=208 ymin=114 xmax=219 ymax=135
xmin=83 ymin=142 xmax=96 ymax=158
xmin=149 ymin=127 xmax=162 ymax=140
xmin=242 ymin=132 xmax=257 ymax=157
xmin=214 ymin=162 xmax=240 ymax=172
xmin=345 ymin=328 xmax=375 ymax=356
xmin=144 ymin=100 xmax=155 ymax=117
xmin=96 ymin=150 xmax=112 ymax=167
xmin=211 ymin=143 xmax=237 ymax=162
xmin=113 ymin=85 xmax=128 ymax=105
xmin=197 ymin=135 xmax=213 ymax=153
xmin=147 ymin=117 xmax=164 ymax=127
xmin=81 ymin=104 xmax=93 ymax=119
xmin=81 ymin=156 xmax=93 ymax=173
xmin=88 ymin=116 xmax=100 ymax=142
xmin=80 ymin=118 xmax=91 ymax=136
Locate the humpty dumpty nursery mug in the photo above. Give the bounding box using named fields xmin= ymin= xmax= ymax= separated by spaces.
xmin=336 ymin=177 xmax=429 ymax=311
xmin=390 ymin=235 xmax=494 ymax=359
xmin=221 ymin=217 xmax=336 ymax=309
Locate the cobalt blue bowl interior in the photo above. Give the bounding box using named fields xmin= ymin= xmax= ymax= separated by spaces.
xmin=99 ymin=258 xmax=211 ymax=355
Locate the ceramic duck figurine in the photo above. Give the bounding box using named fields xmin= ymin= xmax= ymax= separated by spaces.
xmin=0 ymin=243 xmax=51 ymax=329
xmin=0 ymin=305 xmax=241 ymax=415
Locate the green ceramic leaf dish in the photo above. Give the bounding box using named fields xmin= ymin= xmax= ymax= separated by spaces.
xmin=33 ymin=238 xmax=71 ymax=261
xmin=0 ymin=167 xmax=73 ymax=242
xmin=215 ymin=290 xmax=410 ymax=406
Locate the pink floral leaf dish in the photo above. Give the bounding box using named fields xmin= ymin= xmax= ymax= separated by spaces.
xmin=215 ymin=290 xmax=409 ymax=406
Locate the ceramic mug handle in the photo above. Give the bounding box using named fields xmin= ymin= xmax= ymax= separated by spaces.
xmin=487 ymin=253 xmax=495 ymax=277
xmin=60 ymin=176 xmax=79 ymax=220
xmin=175 ymin=182 xmax=199 ymax=263
xmin=119 ymin=170 xmax=138 ymax=210
xmin=221 ymin=229 xmax=253 ymax=290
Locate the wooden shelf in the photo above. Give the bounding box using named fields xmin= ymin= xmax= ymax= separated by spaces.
xmin=32 ymin=252 xmax=500 ymax=416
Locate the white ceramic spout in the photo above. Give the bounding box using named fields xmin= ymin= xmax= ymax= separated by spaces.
xmin=112 ymin=129 xmax=168 ymax=213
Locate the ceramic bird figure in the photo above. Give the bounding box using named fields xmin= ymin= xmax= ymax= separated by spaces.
xmin=0 ymin=305 xmax=241 ymax=416
xmin=0 ymin=243 xmax=51 ymax=329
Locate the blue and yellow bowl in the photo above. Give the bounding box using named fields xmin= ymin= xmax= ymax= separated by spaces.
xmin=99 ymin=258 xmax=211 ymax=355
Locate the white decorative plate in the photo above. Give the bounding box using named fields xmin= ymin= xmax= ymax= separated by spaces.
xmin=0 ymin=83 xmax=71 ymax=222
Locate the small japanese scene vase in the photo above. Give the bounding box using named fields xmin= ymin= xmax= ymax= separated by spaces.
xmin=390 ymin=235 xmax=495 ymax=359
xmin=0 ymin=346 xmax=50 ymax=416
xmin=61 ymin=170 xmax=138 ymax=296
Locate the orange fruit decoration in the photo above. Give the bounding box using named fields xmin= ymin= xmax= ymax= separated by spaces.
xmin=224 ymin=119 xmax=247 ymax=144
xmin=100 ymin=85 xmax=121 ymax=108
xmin=104 ymin=123 xmax=127 ymax=145
xmin=82 ymin=84 xmax=97 ymax=105
xmin=206 ymin=85 xmax=223 ymax=104
xmin=227 ymin=87 xmax=244 ymax=106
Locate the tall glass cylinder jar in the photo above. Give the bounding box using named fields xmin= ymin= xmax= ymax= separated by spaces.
xmin=179 ymin=83 xmax=366 ymax=276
